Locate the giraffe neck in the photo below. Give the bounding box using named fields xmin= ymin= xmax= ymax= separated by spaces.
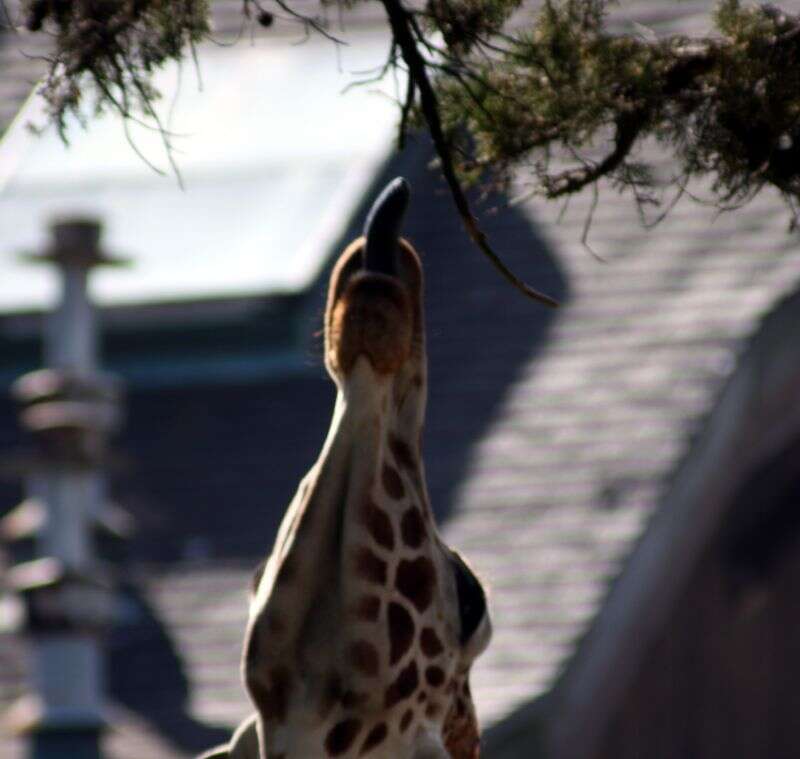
xmin=338 ymin=356 xmax=426 ymax=455
xmin=247 ymin=358 xmax=445 ymax=756
xmin=251 ymin=357 xmax=427 ymax=638
xmin=241 ymin=185 xmax=491 ymax=759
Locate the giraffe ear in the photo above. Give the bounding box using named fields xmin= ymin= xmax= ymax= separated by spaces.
xmin=363 ymin=177 xmax=410 ymax=275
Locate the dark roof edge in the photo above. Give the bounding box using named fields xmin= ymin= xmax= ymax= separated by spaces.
xmin=545 ymin=282 xmax=800 ymax=759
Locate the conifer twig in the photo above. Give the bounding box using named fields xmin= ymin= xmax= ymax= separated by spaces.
xmin=380 ymin=0 xmax=559 ymax=308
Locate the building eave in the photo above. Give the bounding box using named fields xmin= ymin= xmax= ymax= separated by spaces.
xmin=547 ymin=285 xmax=800 ymax=759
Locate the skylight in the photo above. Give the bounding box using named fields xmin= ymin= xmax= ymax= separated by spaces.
xmin=0 ymin=28 xmax=404 ymax=314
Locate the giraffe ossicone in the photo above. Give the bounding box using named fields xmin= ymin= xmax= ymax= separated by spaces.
xmin=201 ymin=177 xmax=492 ymax=759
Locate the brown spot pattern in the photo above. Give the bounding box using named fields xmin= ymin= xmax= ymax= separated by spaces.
xmin=354 ymin=546 xmax=387 ymax=586
xmin=389 ymin=434 xmax=416 ymax=470
xmin=388 ymin=602 xmax=415 ymax=665
xmin=400 ymin=507 xmax=426 ymax=549
xmin=249 ymin=666 xmax=291 ymax=723
xmin=360 ymin=498 xmax=395 ymax=550
xmin=325 ymin=718 xmax=363 ymax=756
xmin=341 ymin=690 xmax=369 ymax=709
xmin=359 ymin=722 xmax=388 ymax=755
xmin=382 ymin=463 xmax=405 ymax=499
xmin=395 ymin=557 xmax=436 ymax=612
xmin=385 ymin=660 xmax=419 ymax=708
xmin=319 ymin=672 xmax=343 ymax=719
xmin=425 ymin=666 xmax=445 ymax=688
xmin=354 ymin=595 xmax=381 ymax=622
xmin=443 ymin=700 xmax=480 ymax=759
xmin=425 ymin=702 xmax=441 ymax=719
xmin=400 ymin=709 xmax=413 ymax=733
xmin=420 ymin=627 xmax=444 ymax=658
xmin=348 ymin=640 xmax=380 ymax=677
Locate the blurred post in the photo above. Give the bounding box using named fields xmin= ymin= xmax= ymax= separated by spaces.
xmin=0 ymin=219 xmax=131 ymax=759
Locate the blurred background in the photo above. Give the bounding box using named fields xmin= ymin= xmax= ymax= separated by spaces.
xmin=1 ymin=1 xmax=800 ymax=758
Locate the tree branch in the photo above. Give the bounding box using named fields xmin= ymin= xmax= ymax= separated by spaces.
xmin=542 ymin=111 xmax=645 ymax=197
xmin=398 ymin=68 xmax=415 ymax=150
xmin=379 ymin=0 xmax=558 ymax=307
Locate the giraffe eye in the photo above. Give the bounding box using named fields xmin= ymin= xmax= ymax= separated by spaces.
xmin=449 ymin=552 xmax=487 ymax=646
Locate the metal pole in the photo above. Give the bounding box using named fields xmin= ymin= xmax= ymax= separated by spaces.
xmin=1 ymin=218 xmax=128 ymax=759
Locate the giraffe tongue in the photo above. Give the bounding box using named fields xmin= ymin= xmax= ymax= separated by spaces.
xmin=362 ymin=177 xmax=410 ymax=276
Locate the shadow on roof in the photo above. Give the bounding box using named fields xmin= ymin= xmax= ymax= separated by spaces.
xmin=0 ymin=138 xmax=569 ymax=755
xmin=108 ymin=582 xmax=231 ymax=754
xmin=90 ymin=140 xmax=569 ymax=565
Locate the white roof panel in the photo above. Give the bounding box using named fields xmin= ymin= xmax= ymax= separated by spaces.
xmin=0 ymin=29 xmax=402 ymax=312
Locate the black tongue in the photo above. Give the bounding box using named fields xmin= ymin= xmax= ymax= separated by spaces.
xmin=363 ymin=177 xmax=410 ymax=275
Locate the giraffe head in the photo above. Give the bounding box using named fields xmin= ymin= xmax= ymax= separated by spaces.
xmin=240 ymin=178 xmax=491 ymax=759
xmin=325 ymin=178 xmax=425 ymax=411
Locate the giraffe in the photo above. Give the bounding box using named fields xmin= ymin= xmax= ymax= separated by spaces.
xmin=201 ymin=178 xmax=491 ymax=759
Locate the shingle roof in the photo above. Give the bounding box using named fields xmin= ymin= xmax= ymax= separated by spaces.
xmin=0 ymin=22 xmax=47 ymax=137
xmin=455 ymin=181 xmax=800 ymax=728
xmin=455 ymin=0 xmax=800 ymax=726
xmin=0 ymin=141 xmax=565 ymax=757
xmin=2 ymin=2 xmax=800 ymax=757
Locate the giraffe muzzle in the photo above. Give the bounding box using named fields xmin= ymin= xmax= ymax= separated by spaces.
xmin=325 ymin=177 xmax=420 ymax=377
xmin=329 ymin=274 xmax=413 ymax=375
